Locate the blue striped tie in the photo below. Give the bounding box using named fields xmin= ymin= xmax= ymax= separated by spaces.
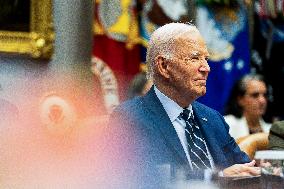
xmin=181 ymin=109 xmax=211 ymax=170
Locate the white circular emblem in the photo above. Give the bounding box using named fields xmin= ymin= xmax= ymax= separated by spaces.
xmin=39 ymin=94 xmax=77 ymax=134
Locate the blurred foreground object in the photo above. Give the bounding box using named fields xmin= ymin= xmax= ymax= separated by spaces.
xmin=255 ymin=150 xmax=284 ymax=178
xmin=39 ymin=94 xmax=77 ymax=135
xmin=237 ymin=133 xmax=269 ymax=159
xmin=0 ymin=98 xmax=19 ymax=127
xmin=268 ymin=121 xmax=284 ymax=150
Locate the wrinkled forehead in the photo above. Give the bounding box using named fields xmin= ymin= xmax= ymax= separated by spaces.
xmin=175 ymin=31 xmax=205 ymax=45
xmin=174 ymin=32 xmax=209 ymax=55
xmin=149 ymin=24 xmax=208 ymax=56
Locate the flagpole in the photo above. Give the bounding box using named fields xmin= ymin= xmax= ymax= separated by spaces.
xmin=42 ymin=0 xmax=97 ymax=124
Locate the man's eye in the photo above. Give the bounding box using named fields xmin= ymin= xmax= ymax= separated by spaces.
xmin=205 ymin=57 xmax=209 ymax=61
xmin=191 ymin=56 xmax=199 ymax=60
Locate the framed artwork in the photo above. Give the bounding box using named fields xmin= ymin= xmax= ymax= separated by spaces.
xmin=0 ymin=0 xmax=54 ymax=59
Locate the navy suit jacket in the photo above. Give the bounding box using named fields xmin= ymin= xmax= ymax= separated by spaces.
xmin=107 ymin=87 xmax=250 ymax=185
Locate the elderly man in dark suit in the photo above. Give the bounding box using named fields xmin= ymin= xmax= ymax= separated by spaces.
xmin=106 ymin=23 xmax=260 ymax=188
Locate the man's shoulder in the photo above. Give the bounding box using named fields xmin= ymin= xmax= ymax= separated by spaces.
xmin=111 ymin=96 xmax=146 ymax=119
xmin=192 ymin=101 xmax=226 ymax=126
xmin=192 ymin=101 xmax=220 ymax=115
xmin=113 ymin=88 xmax=157 ymax=114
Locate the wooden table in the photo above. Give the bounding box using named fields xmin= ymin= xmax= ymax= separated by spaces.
xmin=215 ymin=174 xmax=284 ymax=189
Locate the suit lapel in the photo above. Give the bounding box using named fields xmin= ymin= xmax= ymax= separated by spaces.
xmin=141 ymin=87 xmax=189 ymax=165
xmin=192 ymin=102 xmax=227 ymax=166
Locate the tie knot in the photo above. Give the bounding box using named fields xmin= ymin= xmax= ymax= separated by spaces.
xmin=181 ymin=109 xmax=192 ymax=121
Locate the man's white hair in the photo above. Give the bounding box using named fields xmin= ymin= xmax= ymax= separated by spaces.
xmin=146 ymin=22 xmax=198 ymax=80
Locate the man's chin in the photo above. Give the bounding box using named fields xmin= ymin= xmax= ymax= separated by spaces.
xmin=195 ymin=89 xmax=206 ymax=97
xmin=199 ymin=87 xmax=207 ymax=95
xmin=200 ymin=90 xmax=206 ymax=96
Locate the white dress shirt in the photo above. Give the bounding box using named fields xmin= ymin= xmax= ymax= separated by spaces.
xmin=224 ymin=114 xmax=271 ymax=139
xmin=154 ymin=86 xmax=214 ymax=170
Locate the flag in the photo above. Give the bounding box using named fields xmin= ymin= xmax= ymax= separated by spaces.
xmin=92 ymin=0 xmax=141 ymax=113
xmin=196 ymin=5 xmax=250 ymax=114
xmin=139 ymin=0 xmax=192 ymax=67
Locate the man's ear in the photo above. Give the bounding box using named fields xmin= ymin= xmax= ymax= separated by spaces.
xmin=155 ymin=55 xmax=170 ymax=79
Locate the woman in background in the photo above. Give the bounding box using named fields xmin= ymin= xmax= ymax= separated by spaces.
xmin=224 ymin=74 xmax=271 ymax=139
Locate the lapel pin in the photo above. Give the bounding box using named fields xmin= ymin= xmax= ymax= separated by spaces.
xmin=202 ymin=118 xmax=207 ymax=122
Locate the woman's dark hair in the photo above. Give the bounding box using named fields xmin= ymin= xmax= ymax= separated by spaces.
xmin=224 ymin=73 xmax=265 ymax=118
xmin=127 ymin=71 xmax=149 ymax=99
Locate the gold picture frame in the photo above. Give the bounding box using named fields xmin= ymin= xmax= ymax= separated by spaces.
xmin=0 ymin=0 xmax=54 ymax=59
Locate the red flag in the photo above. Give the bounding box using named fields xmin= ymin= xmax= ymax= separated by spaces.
xmin=92 ymin=0 xmax=141 ymax=114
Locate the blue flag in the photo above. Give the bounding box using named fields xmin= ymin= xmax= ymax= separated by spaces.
xmin=196 ymin=5 xmax=250 ymax=114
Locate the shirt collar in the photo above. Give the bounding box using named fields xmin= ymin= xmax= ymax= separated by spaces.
xmin=154 ymin=85 xmax=193 ymax=122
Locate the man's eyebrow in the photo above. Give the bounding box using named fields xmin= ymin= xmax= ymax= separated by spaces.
xmin=191 ymin=51 xmax=200 ymax=56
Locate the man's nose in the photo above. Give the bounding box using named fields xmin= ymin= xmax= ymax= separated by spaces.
xmin=200 ymin=61 xmax=210 ymax=72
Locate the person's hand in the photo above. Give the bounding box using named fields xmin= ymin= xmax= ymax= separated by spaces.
xmin=222 ymin=160 xmax=261 ymax=177
xmin=259 ymin=159 xmax=272 ymax=168
xmin=259 ymin=160 xmax=283 ymax=176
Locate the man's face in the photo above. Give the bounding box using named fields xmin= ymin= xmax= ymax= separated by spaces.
xmin=167 ymin=32 xmax=210 ymax=100
xmin=239 ymin=80 xmax=268 ymax=118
